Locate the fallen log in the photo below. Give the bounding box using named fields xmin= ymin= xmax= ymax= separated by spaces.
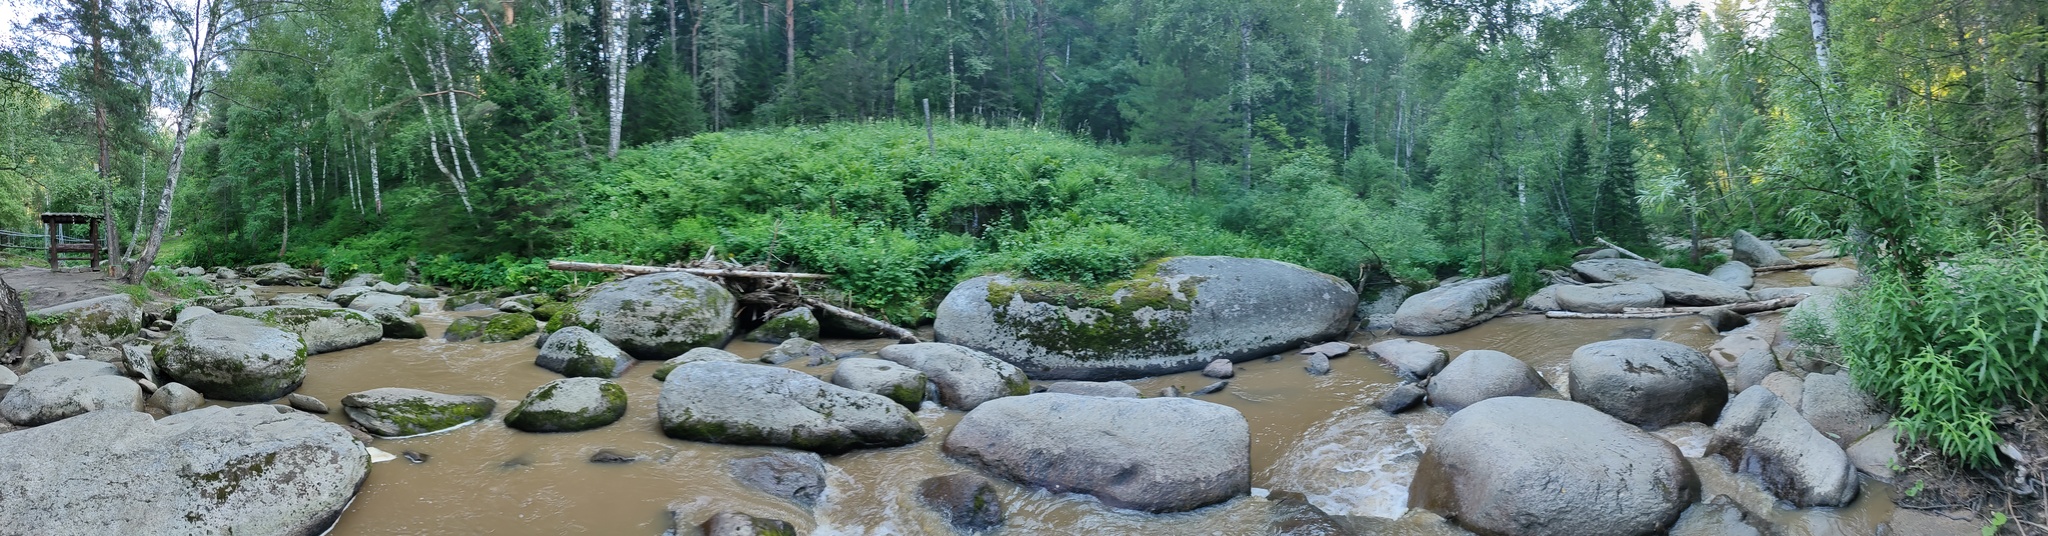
xmin=1544 ymin=295 xmax=1807 ymax=319
xmin=801 ymin=298 xmax=920 ymax=344
xmin=1750 ymin=261 xmax=1833 ymax=274
xmin=1596 ymin=237 xmax=1653 ymax=262
xmin=547 ymin=260 xmax=832 ymax=280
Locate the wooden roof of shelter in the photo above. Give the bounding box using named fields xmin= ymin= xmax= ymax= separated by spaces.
xmin=39 ymin=213 xmax=101 ymax=224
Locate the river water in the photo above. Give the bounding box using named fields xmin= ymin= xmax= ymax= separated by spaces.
xmin=263 ymin=258 xmax=1893 ymax=535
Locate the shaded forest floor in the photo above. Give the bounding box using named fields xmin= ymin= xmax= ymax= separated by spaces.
xmin=0 ymin=266 xmax=122 ymax=309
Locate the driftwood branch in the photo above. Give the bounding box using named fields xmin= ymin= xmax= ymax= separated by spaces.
xmin=801 ymin=298 xmax=920 ymax=343
xmin=1596 ymin=237 xmax=1652 ymax=262
xmin=1751 ymin=261 xmax=1834 ymax=273
xmin=1544 ymin=295 xmax=1807 ymax=319
xmin=547 ymin=260 xmax=832 ymax=280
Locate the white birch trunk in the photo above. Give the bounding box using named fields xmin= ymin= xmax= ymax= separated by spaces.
xmin=368 ymin=129 xmax=383 ymax=215
xmin=433 ymin=44 xmax=484 ymax=180
xmin=606 ymin=0 xmax=627 ymax=159
xmin=1807 ymin=0 xmax=1831 ymax=77
xmin=402 ymin=52 xmax=474 ymax=214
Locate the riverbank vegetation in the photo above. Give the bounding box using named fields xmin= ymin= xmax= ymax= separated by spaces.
xmin=3 ymin=0 xmax=2044 ymax=471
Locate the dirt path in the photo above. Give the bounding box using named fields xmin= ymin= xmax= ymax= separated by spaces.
xmin=0 ymin=267 xmax=121 ymax=310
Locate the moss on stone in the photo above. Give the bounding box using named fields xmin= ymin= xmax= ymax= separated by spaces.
xmin=980 ymin=266 xmax=1208 ymax=362
xmin=504 ymin=381 xmax=627 ymax=433
xmin=886 ymin=382 xmax=927 ymax=407
xmin=443 ymin=316 xmax=487 ymax=342
xmin=482 ymin=313 xmax=538 ymax=342
xmin=355 ymin=395 xmax=495 ymax=436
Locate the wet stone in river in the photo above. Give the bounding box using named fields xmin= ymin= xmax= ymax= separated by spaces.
xmin=1425 ymin=350 xmax=1548 ymax=412
xmin=918 ymin=473 xmax=1005 ymax=532
xmin=1568 ymin=339 xmax=1728 ymax=428
xmin=877 ymin=342 xmax=1031 ymax=410
xmin=941 ymin=392 xmax=1251 ymax=513
xmin=341 ymin=387 xmax=497 ymax=437
xmin=729 ymin=451 xmax=828 ymax=508
xmin=657 ymin=361 xmax=925 ymax=454
xmin=503 ymin=378 xmax=628 ymax=433
xmin=1040 ymin=380 xmax=1140 ymax=398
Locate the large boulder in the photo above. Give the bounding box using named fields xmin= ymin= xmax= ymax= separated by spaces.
xmin=223 ymin=306 xmax=382 ymax=354
xmin=934 ymin=256 xmax=1355 ymax=380
xmin=1392 ymin=275 xmax=1513 ymax=336
xmin=1522 ymin=285 xmax=1565 ymax=312
xmin=877 ymin=342 xmax=1030 ymax=410
xmin=829 ymin=357 xmax=928 ymax=408
xmin=1569 ymin=339 xmax=1728 ymax=428
xmin=1572 ymin=259 xmax=1753 ymax=306
xmin=943 ymin=392 xmax=1250 ymax=513
xmin=1364 ymin=338 xmax=1448 ymax=380
xmin=340 ymin=388 xmax=496 ymax=437
xmin=265 ymin=293 xmax=338 ymax=308
xmin=550 ymin=272 xmax=735 ymax=360
xmin=918 ymin=473 xmax=1005 ymax=532
xmin=154 ymin=314 xmax=307 ymax=402
xmin=443 ymin=312 xmax=537 ymax=343
xmin=247 ymin=262 xmax=314 ymax=286
xmin=729 ymin=451 xmax=828 ymax=508
xmin=26 ymin=294 xmax=142 ymax=354
xmin=1410 ymin=397 xmax=1698 ymax=536
xmin=535 ymin=326 xmax=633 ymax=378
xmin=1809 ymin=267 xmax=1862 ymax=288
xmin=651 ymin=347 xmax=745 ymax=381
xmin=338 ymin=273 xmax=382 ymax=288
xmin=344 ymin=291 xmax=419 ymax=316
xmin=1800 ymin=372 xmax=1888 ymax=447
xmin=1709 ymin=261 xmax=1754 ymax=289
xmin=1731 ymin=231 xmax=1795 ymax=267
xmin=371 ymin=281 xmax=439 ymax=299
xmin=503 ymin=378 xmax=628 ymax=433
xmin=1555 ymin=283 xmax=1666 ymax=313
xmin=1707 ymin=386 xmax=1859 ymax=507
xmin=0 ymin=406 xmax=367 ymax=536
xmin=657 ymin=361 xmax=924 ymax=453
xmin=1426 ymin=350 xmax=1549 ymax=411
xmin=364 ymin=305 xmax=425 ymax=339
xmin=1041 ymin=381 xmax=1141 ymax=398
xmin=326 ymin=286 xmax=373 ymax=307
xmin=743 ymin=307 xmax=821 ymax=344
xmin=0 ymin=360 xmax=142 ymax=426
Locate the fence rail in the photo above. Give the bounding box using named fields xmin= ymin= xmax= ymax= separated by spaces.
xmin=0 ymin=229 xmax=94 ymax=251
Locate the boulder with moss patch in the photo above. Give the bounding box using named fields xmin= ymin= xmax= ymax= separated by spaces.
xmin=743 ymin=307 xmax=821 ymax=344
xmin=829 ymin=357 xmax=928 ymax=408
xmin=223 ymin=306 xmax=382 ymax=354
xmin=934 ymin=256 xmax=1355 ymax=381
xmin=325 ymin=286 xmax=373 ymax=307
xmin=530 ymin=301 xmax=568 ymax=322
xmin=657 ymin=361 xmax=925 ymax=453
xmin=0 ymin=360 xmax=142 ymax=426
xmin=247 ymin=263 xmax=313 ymax=286
xmin=0 ymin=405 xmax=367 ymax=535
xmin=549 ymin=272 xmax=735 ymax=360
xmin=503 ymin=378 xmax=627 ymax=433
xmin=370 ymin=282 xmax=439 ymax=299
xmin=155 ymin=314 xmax=307 ymax=402
xmin=651 ymin=347 xmax=746 ymax=380
xmin=364 ymin=305 xmax=426 ymax=339
xmin=344 ymin=292 xmax=419 ymax=316
xmin=444 ymin=313 xmax=537 ymax=343
xmin=26 ymin=294 xmax=143 ymax=354
xmin=340 ymin=387 xmax=495 ymax=437
xmin=535 ymin=327 xmax=633 ymax=378
xmin=877 ymin=342 xmax=1029 ymax=410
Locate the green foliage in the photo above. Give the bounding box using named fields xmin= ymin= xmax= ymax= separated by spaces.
xmin=1833 ymin=223 xmax=2048 ymax=467
xmin=25 ymin=313 xmax=63 ymax=329
xmin=143 ymin=270 xmax=213 ymax=299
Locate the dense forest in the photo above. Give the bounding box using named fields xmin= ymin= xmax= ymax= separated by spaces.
xmin=2 ymin=0 xmax=2046 ymax=466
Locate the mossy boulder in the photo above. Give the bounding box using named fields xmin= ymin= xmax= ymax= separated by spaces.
xmin=657 ymin=361 xmax=925 ymax=454
xmin=934 ymin=256 xmax=1356 ymax=380
xmin=264 ymin=293 xmax=338 ymax=308
xmin=344 ymin=291 xmax=419 ymax=316
xmin=444 ymin=313 xmax=537 ymax=343
xmin=503 ymin=378 xmax=627 ymax=433
xmin=154 ymin=314 xmax=308 ymax=402
xmin=364 ymin=305 xmax=426 ymax=339
xmin=651 ymin=347 xmax=746 ymax=381
xmin=178 ymin=293 xmax=262 ymax=313
xmin=829 ymin=357 xmax=928 ymax=408
xmin=758 ymin=337 xmax=829 ymax=365
xmin=325 ymin=286 xmax=374 ymax=307
xmin=0 ymin=360 xmax=142 ymax=426
xmin=371 ymin=281 xmax=439 ymax=299
xmin=530 ymin=302 xmax=568 ymax=322
xmin=340 ymin=387 xmax=495 ymax=437
xmin=550 ymin=272 xmax=735 ymax=360
xmin=535 ymin=327 xmax=632 ymax=378
xmin=0 ymin=405 xmax=368 ymax=535
xmin=247 ymin=262 xmax=313 ymax=286
xmin=223 ymin=306 xmax=382 ymax=354
xmin=26 ymin=294 xmax=143 ymax=354
xmin=877 ymin=343 xmax=1029 ymax=410
xmin=742 ymin=307 xmax=821 ymax=344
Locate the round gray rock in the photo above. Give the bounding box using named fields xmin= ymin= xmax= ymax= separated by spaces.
xmin=1426 ymin=350 xmax=1549 ymax=411
xmin=344 ymin=291 xmax=418 ymax=316
xmin=154 ymin=314 xmax=308 ymax=402
xmin=1809 ymin=267 xmax=1862 ymax=288
xmin=364 ymin=305 xmax=425 ymax=339
xmin=729 ymin=451 xmax=828 ymax=508
xmin=1569 ymin=339 xmax=1728 ymax=428
xmin=1709 ymin=261 xmax=1754 ymax=289
xmin=1800 ymin=372 xmax=1888 ymax=447
xmin=657 ymin=361 xmax=925 ymax=453
xmin=535 ymin=327 xmax=633 ymax=378
xmin=1364 ymin=338 xmax=1448 ymax=380
xmin=942 ymin=392 xmax=1250 ymax=513
xmin=743 ymin=307 xmax=820 ymax=344
xmin=877 ymin=342 xmax=1030 ymax=410
xmin=147 ymin=382 xmax=205 ymax=414
xmin=1041 ymin=381 xmax=1141 ymax=398
xmin=25 ymin=294 xmax=143 ymax=355
xmin=934 ymin=256 xmax=1355 ymax=380
xmin=326 ymin=286 xmax=373 ymax=307
xmin=1732 ymin=230 xmax=1795 ymax=267
xmin=223 ymin=306 xmax=382 ymax=354
xmin=1555 ymin=283 xmax=1666 ymax=313
xmin=1573 ymin=259 xmax=1753 ymax=306
xmin=0 ymin=360 xmax=142 ymax=426
xmin=341 ymin=388 xmax=496 ymax=437
xmin=919 ymin=473 xmax=1005 ymax=531
xmin=504 ymin=378 xmax=627 ymax=433
xmin=552 ymin=272 xmax=735 ymax=360
xmin=0 ymin=405 xmax=367 ymax=536
xmin=829 ymin=357 xmax=927 ymax=408
xmin=651 ymin=347 xmax=746 ymax=381
xmin=1411 ymin=397 xmax=1698 ymax=536
xmin=1393 ymin=275 xmax=1513 ymax=336
xmin=1707 ymin=386 xmax=1858 ymax=507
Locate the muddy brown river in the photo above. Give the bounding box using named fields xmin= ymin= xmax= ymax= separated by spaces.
xmin=261 ymin=258 xmax=1892 ymax=535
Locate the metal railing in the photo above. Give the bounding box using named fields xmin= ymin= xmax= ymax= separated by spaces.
xmin=0 ymin=229 xmax=94 ymax=251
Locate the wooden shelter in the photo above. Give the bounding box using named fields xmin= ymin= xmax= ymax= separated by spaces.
xmin=39 ymin=213 xmax=103 ymax=270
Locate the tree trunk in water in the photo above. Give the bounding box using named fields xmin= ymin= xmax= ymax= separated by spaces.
xmin=1806 ymin=0 xmax=1831 ymax=77
xmin=606 ymin=0 xmax=626 ymax=159
xmin=0 ymin=276 xmax=24 ymax=354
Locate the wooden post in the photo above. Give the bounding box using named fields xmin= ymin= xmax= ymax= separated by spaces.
xmin=88 ymin=219 xmax=100 ymax=270
xmin=45 ymin=220 xmax=56 ymax=270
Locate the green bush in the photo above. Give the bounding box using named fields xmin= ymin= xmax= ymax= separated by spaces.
xmin=1833 ymin=223 xmax=2048 ymax=467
